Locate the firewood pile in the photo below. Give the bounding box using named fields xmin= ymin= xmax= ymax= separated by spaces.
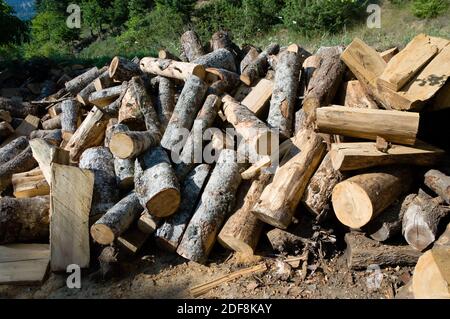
xmin=0 ymin=31 xmax=450 ymax=298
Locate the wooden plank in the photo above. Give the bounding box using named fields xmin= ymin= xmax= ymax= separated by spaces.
xmin=50 ymin=163 xmax=94 ymax=272
xmin=241 ymin=78 xmax=273 ymax=116
xmin=0 ymin=244 xmax=49 ymax=285
xmin=12 ymin=167 xmax=50 ymax=198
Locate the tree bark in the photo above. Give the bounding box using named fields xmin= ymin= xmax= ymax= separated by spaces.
xmin=206 ymin=68 xmax=240 ymax=96
xmin=42 ymin=116 xmax=61 ymax=130
xmin=210 ymin=31 xmax=241 ymax=60
xmin=181 ymin=31 xmax=205 ymax=62
xmin=140 ymin=57 xmax=206 ymax=81
xmin=76 ymin=67 xmax=109 ymax=105
xmin=60 ymin=100 xmax=80 ymax=134
xmin=89 ymin=85 xmax=124 ymax=108
xmin=109 ymin=56 xmax=142 ymax=82
xmin=425 ymin=169 xmax=450 ymax=204
xmin=30 ymin=130 xmax=62 ymax=146
xmin=65 ymin=67 xmax=100 ymax=95
xmin=240 ymin=44 xmax=280 ymax=86
xmin=193 ymin=49 xmax=237 ymax=73
xmin=0 ymin=97 xmax=38 ymax=118
xmin=240 ymin=46 xmax=260 ymax=74
xmin=0 ymin=146 xmax=37 ymax=192
xmin=155 ymin=76 xmax=175 ymax=131
xmin=114 ymin=157 xmax=134 ymax=190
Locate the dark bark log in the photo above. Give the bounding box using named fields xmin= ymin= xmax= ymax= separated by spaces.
xmin=65 ymin=67 xmax=100 ymax=95
xmin=0 ymin=97 xmax=38 ymax=118
xmin=193 ymin=49 xmax=237 ymax=73
xmin=0 ymin=146 xmax=37 ymax=192
xmin=181 ymin=31 xmax=205 ymax=62
xmin=155 ymin=76 xmax=175 ymax=131
xmin=109 ymin=57 xmax=142 ymax=82
xmin=240 ymin=44 xmax=280 ymax=86
xmin=114 ymin=157 xmax=134 ymax=190
xmin=42 ymin=116 xmax=61 ymax=130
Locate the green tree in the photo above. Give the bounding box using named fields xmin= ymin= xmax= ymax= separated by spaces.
xmin=35 ymin=0 xmax=71 ymax=14
xmin=0 ymin=0 xmax=28 ymax=45
xmin=82 ymin=0 xmax=112 ymax=35
xmin=155 ymin=0 xmax=196 ymax=21
xmin=128 ymin=0 xmax=153 ymax=18
xmin=110 ymin=0 xmax=130 ymax=28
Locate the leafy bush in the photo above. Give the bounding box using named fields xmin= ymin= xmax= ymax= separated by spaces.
xmin=281 ymin=0 xmax=370 ymax=34
xmin=412 ymin=0 xmax=448 ymax=19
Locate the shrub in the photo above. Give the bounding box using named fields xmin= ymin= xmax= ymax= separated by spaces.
xmin=412 ymin=0 xmax=448 ymax=19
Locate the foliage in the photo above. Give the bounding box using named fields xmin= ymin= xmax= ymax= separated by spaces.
xmin=0 ymin=0 xmax=28 ymax=45
xmin=412 ymin=0 xmax=448 ymax=19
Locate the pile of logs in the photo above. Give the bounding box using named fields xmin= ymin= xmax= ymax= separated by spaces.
xmin=0 ymin=31 xmax=449 ymax=298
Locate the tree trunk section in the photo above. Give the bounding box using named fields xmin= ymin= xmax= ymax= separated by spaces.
xmin=0 ymin=136 xmax=28 ymax=166
xmin=155 ymin=76 xmax=175 ymax=131
xmin=114 ymin=158 xmax=134 ymax=190
xmin=109 ymin=56 xmax=142 ymax=82
xmin=65 ymin=67 xmax=100 ymax=95
xmin=89 ymin=85 xmax=124 ymax=108
xmin=140 ymin=58 xmax=206 ymax=81
xmin=424 ymin=169 xmax=450 ymax=204
xmin=0 ymin=146 xmax=37 ymax=192
xmin=240 ymin=44 xmax=280 ymax=86
xmin=60 ymin=100 xmax=80 ymax=134
xmin=193 ymin=49 xmax=237 ymax=73
xmin=181 ymin=31 xmax=205 ymax=62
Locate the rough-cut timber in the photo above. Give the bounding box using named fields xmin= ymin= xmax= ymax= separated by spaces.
xmin=342 ymin=80 xmax=378 ymax=109
xmin=193 ymin=49 xmax=237 ymax=73
xmin=114 ymin=158 xmax=134 ymax=190
xmin=156 ymin=164 xmax=210 ymax=252
xmin=402 ymin=190 xmax=450 ymax=251
xmin=0 ymin=97 xmax=38 ymax=118
xmin=316 ymin=106 xmax=420 ymax=145
xmin=181 ymin=31 xmax=205 ymax=62
xmin=344 ymin=232 xmax=421 ymax=270
xmin=0 ymin=146 xmax=37 ymax=192
xmin=240 ymin=44 xmax=280 ymax=86
xmin=65 ymin=67 xmax=100 ymax=95
xmin=135 ymin=146 xmax=180 ymax=218
xmin=330 ymin=142 xmax=445 ymax=171
xmin=60 ymin=100 xmax=80 ymax=134
xmin=253 ymin=129 xmax=326 ymax=229
xmin=89 ymin=85 xmax=124 ymax=108
xmin=177 ymin=150 xmax=241 ymax=264
xmin=380 ymin=47 xmax=399 ymax=63
xmin=332 ymin=167 xmax=413 ymax=229
xmin=424 ymin=169 xmax=450 ymax=204
xmin=241 ymin=79 xmax=273 ymax=118
xmin=140 ymin=57 xmax=206 ymax=81
xmin=218 ymin=172 xmax=271 ymax=255
xmin=155 ymin=76 xmax=175 ymax=131
xmin=12 ymin=168 xmax=50 ymax=198
xmin=91 ymin=192 xmax=143 ymax=245
xmin=109 ymin=56 xmax=142 ymax=82
xmin=0 ymin=136 xmax=28 ymax=166
xmin=50 ymin=164 xmax=94 ymax=272
xmin=161 ymin=75 xmax=208 ymax=152
xmin=0 ymin=196 xmax=50 ymax=244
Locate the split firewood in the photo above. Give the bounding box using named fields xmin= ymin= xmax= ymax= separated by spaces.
xmin=135 ymin=146 xmax=180 ymax=218
xmin=154 ymin=76 xmax=175 ymax=131
xmin=12 ymin=168 xmax=49 ymax=198
xmin=0 ymin=146 xmax=37 ymax=192
xmin=138 ymin=210 xmax=161 ymax=235
xmin=380 ymin=47 xmax=399 ymax=63
xmin=240 ymin=46 xmax=260 ymax=74
xmin=77 ymin=67 xmax=109 ymax=105
xmin=65 ymin=67 xmax=100 ymax=95
xmin=330 ymin=141 xmax=445 ymax=171
xmin=253 ymin=129 xmax=326 ymax=229
xmin=89 ymin=85 xmax=124 ymax=108
xmin=177 ymin=150 xmax=242 ymax=264
xmin=181 ymin=30 xmax=205 ymax=62
xmin=158 ymin=49 xmax=180 ymax=61
xmin=140 ymin=57 xmax=206 ymax=81
xmin=266 ymin=228 xmax=312 ymax=254
xmin=161 ymin=75 xmax=208 ymax=152
xmin=109 ymin=56 xmax=142 ymax=82
xmin=332 ymin=167 xmax=413 ymax=229
xmin=424 ymin=169 xmax=450 ymax=204
xmin=341 ymin=80 xmax=379 ymax=109
xmin=218 ymin=172 xmax=272 ymax=255
xmin=240 ymin=43 xmax=280 ymax=86
xmin=344 ymin=232 xmax=421 ymax=270
xmin=0 ymin=196 xmax=50 ymax=244
xmin=402 ymin=190 xmax=450 ymax=251
xmin=241 ymin=78 xmax=273 ymax=118
xmin=91 ymin=192 xmax=143 ymax=245
xmin=118 ymin=79 xmax=145 ymax=129
xmin=156 ymin=164 xmax=210 ymax=252
xmin=93 ymin=70 xmax=114 ymax=92
xmin=114 ymin=158 xmax=134 ymax=190
xmin=316 ymin=106 xmax=420 ymax=145
xmin=60 ymin=99 xmax=80 ymax=137
xmin=193 ymin=49 xmax=237 ymax=73
xmin=206 ymin=68 xmax=240 ymax=95
xmin=42 ymin=116 xmax=61 ymax=130
xmin=50 ymin=164 xmax=94 ymax=272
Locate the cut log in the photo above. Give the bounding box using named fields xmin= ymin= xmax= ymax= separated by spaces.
xmin=89 ymin=85 xmax=123 ymax=108
xmin=110 ymin=130 xmax=159 ymax=160
xmin=303 ymin=46 xmax=346 ymax=122
xmin=240 ymin=46 xmax=260 ymax=74
xmin=60 ymin=99 xmax=80 ymax=135
xmin=268 ymin=48 xmax=302 ymax=138
xmin=402 ymin=190 xmax=450 ymax=251
xmin=0 ymin=97 xmax=38 ymax=118
xmin=104 ymin=119 xmax=119 ymax=148
xmin=140 ymin=57 xmax=206 ymax=81
xmin=1 ymin=115 xmax=40 ymax=147
xmin=380 ymin=47 xmax=399 ymax=63
xmin=332 ymin=167 xmax=413 ymax=229
xmin=0 ymin=196 xmax=50 ymax=244
xmin=177 ymin=150 xmax=242 ymax=264
xmin=161 ymin=75 xmax=208 ymax=152
xmin=65 ymin=107 xmax=109 ymax=162
xmin=158 ymin=49 xmax=180 ymax=61
xmin=138 ymin=211 xmax=161 ymax=235
xmin=424 ymin=169 xmax=450 ymax=204
xmin=218 ymin=172 xmax=272 ymax=255
xmin=266 ymin=228 xmax=311 ymax=254
xmin=77 ymin=67 xmax=109 ymax=105
xmin=30 ymin=130 xmax=63 ymax=145
xmin=240 ymin=44 xmax=280 ymax=86
xmin=316 ymin=106 xmax=420 ymax=145
xmin=91 ymin=192 xmax=143 ymax=245
xmin=42 ymin=116 xmax=61 ymax=130
xmin=253 ymin=129 xmax=326 ymax=229
xmin=135 ymin=146 xmax=180 ymax=218
xmin=206 ymin=68 xmax=240 ymax=95
xmin=12 ymin=168 xmax=50 ymax=198
xmin=65 ymin=67 xmax=100 ymax=95
xmin=301 ymin=55 xmax=322 ymax=93
xmin=101 ymin=81 xmax=128 ymax=116
xmin=342 ymin=80 xmax=378 ymax=109
xmin=118 ymin=79 xmax=144 ymax=130
xmin=302 ymin=152 xmax=346 ymax=216
xmin=156 ymin=164 xmax=210 ymax=252
xmin=181 ymin=30 xmax=205 ymax=62
xmin=50 ymin=164 xmax=94 ymax=272
xmin=210 ymin=31 xmax=241 ymax=59
xmin=114 ymin=157 xmax=134 ymax=190
xmin=330 ymin=141 xmax=445 ymax=171
xmin=109 ymin=56 xmax=142 ymax=82
xmin=0 ymin=136 xmax=29 ymax=166
xmin=0 ymin=146 xmax=37 ymax=192
xmin=193 ymin=49 xmax=237 ymax=73
xmin=241 ymin=79 xmax=273 ymax=117
xmin=344 ymin=232 xmax=421 ymax=270
xmin=378 ymin=34 xmax=438 ymax=91
xmin=155 ymin=76 xmax=175 ymax=131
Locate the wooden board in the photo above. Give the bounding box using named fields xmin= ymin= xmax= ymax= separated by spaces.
xmin=0 ymin=244 xmax=49 ymax=285
xmin=241 ymin=79 xmax=273 ymax=116
xmin=50 ymin=164 xmax=94 ymax=272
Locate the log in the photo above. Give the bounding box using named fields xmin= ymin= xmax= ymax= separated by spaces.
xmin=301 ymin=55 xmax=322 ymax=93
xmin=177 ymin=150 xmax=242 ymax=264
xmin=117 ymin=228 xmax=150 ymax=255
xmin=302 ymin=152 xmax=345 ymax=217
xmin=240 ymin=44 xmax=280 ymax=86
xmin=0 ymin=196 xmax=50 ymax=244
xmin=50 ymin=164 xmax=94 ymax=271
xmin=210 ymin=31 xmax=241 ymax=58
xmin=138 ymin=211 xmax=161 ymax=235
xmin=140 ymin=57 xmax=206 ymax=81
xmin=0 ymin=146 xmax=37 ymax=192
xmin=158 ymin=49 xmax=180 ymax=61
xmin=268 ymin=47 xmax=302 ymax=138
xmin=206 ymin=68 xmax=240 ymax=96
xmin=91 ymin=192 xmax=143 ymax=245
xmin=135 ymin=146 xmax=180 ymax=218
xmin=342 ymin=80 xmax=378 ymax=109
xmin=0 ymin=137 xmax=29 ymax=167
xmin=193 ymin=49 xmax=237 ymax=73
xmin=253 ymin=129 xmax=326 ymax=229
xmin=12 ymin=168 xmax=50 ymax=198
xmin=155 ymin=76 xmax=175 ymax=131
xmin=65 ymin=107 xmax=109 ymax=162
xmin=104 ymin=119 xmax=119 ymax=148
xmin=181 ymin=30 xmax=205 ymax=62
xmin=218 ymin=172 xmax=272 ymax=255
xmin=89 ymin=85 xmax=124 ymax=108
xmin=114 ymin=157 xmax=134 ymax=190
xmin=109 ymin=56 xmax=142 ymax=82
xmin=101 ymin=81 xmax=128 ymax=116
xmin=332 ymin=167 xmax=414 ymax=229
xmin=60 ymin=100 xmax=80 ymax=135
xmin=402 ymin=190 xmax=450 ymax=251
xmin=424 ymin=169 xmax=450 ymax=204
xmin=241 ymin=78 xmax=273 ymax=117
xmin=0 ymin=97 xmax=38 ymax=118
xmin=94 ymin=69 xmax=114 ymax=91
xmin=344 ymin=232 xmax=421 ymax=270
xmin=76 ymin=67 xmax=109 ymax=105
xmin=30 ymin=130 xmax=62 ymax=145
xmin=302 ymin=46 xmax=345 ymax=123
xmin=110 ymin=130 xmax=159 ymax=160
xmin=1 ymin=115 xmax=40 ymax=147
xmin=294 ymin=109 xmax=307 ymax=135
xmin=156 ymin=164 xmax=211 ymax=252
xmin=316 ymin=106 xmax=420 ymax=145
xmin=240 ymin=46 xmax=259 ymax=74
xmin=330 ymin=141 xmax=445 ymax=171
xmin=42 ymin=116 xmax=61 ymax=130
xmin=79 ymin=147 xmax=119 ymax=221
xmin=65 ymin=67 xmax=100 ymax=95
xmin=266 ymin=228 xmax=311 ymax=254
xmin=0 ymin=122 xmax=14 ymax=141
xmin=161 ymin=75 xmax=208 ymax=152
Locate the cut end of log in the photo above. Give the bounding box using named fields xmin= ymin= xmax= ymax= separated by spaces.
xmin=252 ymin=206 xmax=292 ymax=230
xmin=90 ymin=224 xmax=115 ymax=245
xmin=332 ymin=181 xmax=373 ymax=229
xmin=109 ymin=133 xmax=134 ymax=159
xmin=192 ymin=65 xmax=207 ymax=81
xmin=217 ymin=234 xmax=254 ymax=255
xmin=109 ymin=57 xmax=120 ymax=78
xmin=146 ymin=188 xmax=181 ymax=218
